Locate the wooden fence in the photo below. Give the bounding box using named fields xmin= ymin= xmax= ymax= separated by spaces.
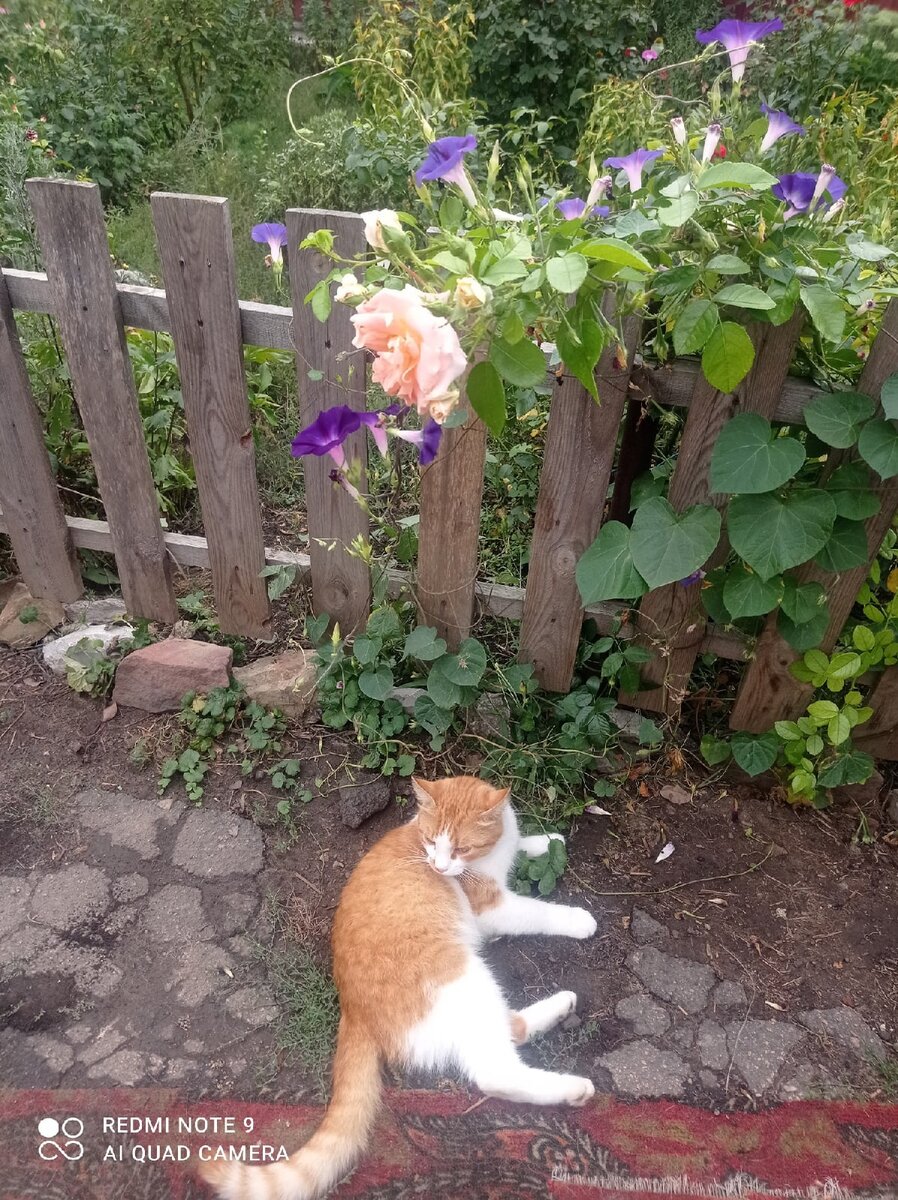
xmin=2 ymin=179 xmax=898 ymax=745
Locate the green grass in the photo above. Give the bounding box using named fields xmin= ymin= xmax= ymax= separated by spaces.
xmin=107 ymin=68 xmax=324 ymax=304
xmin=258 ymin=894 xmax=340 ymax=1096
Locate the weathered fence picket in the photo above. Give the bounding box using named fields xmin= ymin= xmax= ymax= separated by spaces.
xmin=286 ymin=209 xmax=370 ymax=635
xmin=730 ymin=299 xmax=898 ymax=731
xmin=26 ymin=179 xmax=178 ymax=623
xmin=622 ymin=309 xmax=806 ymax=716
xmin=0 ymin=267 xmax=82 ymax=604
xmin=518 ymin=303 xmax=641 ymax=691
xmin=417 ymin=388 xmax=488 ymax=649
xmin=151 ymin=192 xmax=272 ymax=639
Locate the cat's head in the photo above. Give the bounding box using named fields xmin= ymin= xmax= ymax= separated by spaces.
xmin=412 ymin=776 xmax=510 ymax=877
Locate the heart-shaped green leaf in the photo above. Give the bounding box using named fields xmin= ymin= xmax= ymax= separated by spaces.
xmin=814 ymin=517 xmax=870 ymax=572
xmin=714 ymin=283 xmax=776 ymax=311
xmin=656 ymin=191 xmax=699 ymax=227
xmin=426 ymin=660 xmax=463 ymax=709
xmin=858 ymin=418 xmax=898 ymax=479
xmin=702 ymin=321 xmax=755 ymax=393
xmin=673 ymin=299 xmax=719 ymax=355
xmin=881 ymin=373 xmax=898 ymax=420
xmin=546 ymin=252 xmax=589 ymax=293
xmin=722 ymin=566 xmax=784 ymax=619
xmin=630 ymin=497 xmax=721 ymax=589
xmin=576 ymin=521 xmax=648 ymax=604
xmin=728 ymin=490 xmax=836 ymax=580
xmin=781 ymin=579 xmax=826 ymax=624
xmin=803 ymin=391 xmax=875 ymax=448
xmin=778 ymin=606 xmax=831 ymax=652
xmin=711 ymin=413 xmax=805 ymax=494
xmin=697 ymin=162 xmax=778 ymax=190
xmin=403 ymin=625 xmax=448 ymax=661
xmin=556 ymin=317 xmax=602 ymax=401
xmin=731 ymin=731 xmax=779 ymax=776
xmin=826 ymin=462 xmax=880 ymax=520
xmin=441 ymin=638 xmax=487 ymax=686
xmin=579 ymin=238 xmax=652 ymax=272
xmin=358 ymin=665 xmax=394 ymax=700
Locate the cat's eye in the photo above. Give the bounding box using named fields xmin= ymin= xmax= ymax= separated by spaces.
xmin=455 ymin=845 xmax=471 ymax=855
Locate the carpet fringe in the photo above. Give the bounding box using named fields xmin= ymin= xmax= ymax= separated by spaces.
xmin=551 ymin=1168 xmax=860 ymax=1199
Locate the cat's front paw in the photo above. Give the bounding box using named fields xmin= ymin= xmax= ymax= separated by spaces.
xmin=561 ymin=907 xmax=597 ymax=939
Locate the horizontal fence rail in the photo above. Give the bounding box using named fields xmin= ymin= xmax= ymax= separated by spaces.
xmin=1 ymin=180 xmax=894 ymax=737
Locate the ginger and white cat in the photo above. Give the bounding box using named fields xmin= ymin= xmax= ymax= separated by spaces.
xmin=200 ymin=775 xmax=597 ymax=1200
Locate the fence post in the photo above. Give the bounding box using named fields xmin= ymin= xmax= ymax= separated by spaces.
xmin=417 ymin=377 xmax=488 ymax=649
xmin=730 ymin=299 xmax=898 ymax=731
xmin=622 ymin=310 xmax=805 ymax=716
xmin=0 ymin=267 xmax=82 ymax=603
xmin=26 ymin=179 xmax=177 ymax=623
xmin=286 ymin=209 xmax=370 ymax=634
xmin=151 ymin=192 xmax=272 ymax=639
xmin=518 ymin=304 xmax=641 ymax=691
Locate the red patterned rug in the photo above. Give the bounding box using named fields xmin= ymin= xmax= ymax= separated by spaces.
xmin=2 ymin=1089 xmax=897 ymax=1199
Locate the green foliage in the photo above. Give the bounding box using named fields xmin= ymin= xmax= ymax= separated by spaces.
xmin=158 ymin=682 xmax=289 ymax=803
xmin=469 ymin=0 xmax=653 ymax=147
xmin=513 ymin=834 xmax=567 ymax=896
xmin=63 ymin=637 xmax=118 ymax=696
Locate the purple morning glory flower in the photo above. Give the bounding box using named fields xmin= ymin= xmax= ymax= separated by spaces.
xmin=679 ymin=569 xmax=706 ymax=587
xmin=251 ymin=222 xmax=288 ymax=265
xmin=642 ymin=47 xmax=658 ymax=61
xmin=555 ymin=197 xmax=610 ymax=220
xmin=394 ymin=419 xmax=443 ymax=466
xmin=695 ymin=18 xmax=784 ymax=83
xmin=772 ymin=167 xmax=846 ymax=220
xmin=759 ymin=105 xmax=806 ymax=154
xmin=603 ymin=148 xmax=663 ymax=192
xmin=291 ymin=405 xmax=395 ymax=468
xmin=416 ymin=136 xmax=478 ymax=206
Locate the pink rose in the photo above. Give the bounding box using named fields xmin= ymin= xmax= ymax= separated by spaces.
xmin=351 ymin=286 xmax=467 ymax=420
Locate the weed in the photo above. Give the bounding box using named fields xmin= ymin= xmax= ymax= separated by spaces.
xmin=872 ymin=1052 xmax=898 ymax=1099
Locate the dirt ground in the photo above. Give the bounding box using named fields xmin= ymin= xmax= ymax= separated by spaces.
xmin=1 ymin=642 xmax=897 ymax=1109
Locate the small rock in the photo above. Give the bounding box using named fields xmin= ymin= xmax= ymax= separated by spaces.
xmin=726 ymin=1019 xmax=804 ymax=1094
xmin=64 ymin=596 xmax=128 ymax=626
xmin=832 ymin=768 xmax=884 ymax=806
xmin=171 ymin=809 xmax=263 ymax=877
xmin=113 ymin=638 xmax=232 ymax=712
xmin=338 ymin=774 xmax=392 ymax=829
xmin=0 ymin=586 xmax=65 ymax=648
xmin=468 ymin=692 xmax=511 ymax=740
xmin=798 ymin=1007 xmax=886 ymax=1062
xmin=232 ymin=649 xmax=316 ymax=719
xmin=615 ymin=993 xmax=670 ymax=1037
xmin=599 ymin=1040 xmax=690 ymax=1098
xmin=714 ymin=980 xmax=748 ymax=1010
xmin=389 ymin=686 xmax=425 ymax=714
xmin=626 ymin=946 xmax=715 ymax=1014
xmin=885 ymin=790 xmax=898 ymax=829
xmin=630 ymin=907 xmax=669 ymax=945
xmin=698 ymin=1020 xmax=730 ymax=1070
xmin=562 ymin=1013 xmax=582 ymax=1031
xmin=30 ymin=864 xmax=111 ymax=932
xmin=43 ymin=624 xmax=133 ymax=675
xmin=608 ymin=707 xmax=643 ymax=742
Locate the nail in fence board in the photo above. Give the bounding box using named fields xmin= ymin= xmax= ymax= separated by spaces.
xmin=26 ymin=179 xmax=177 ymax=623
xmin=0 ymin=267 xmax=82 ymax=603
xmin=730 ymin=299 xmax=898 ymax=731
xmin=151 ymin=193 xmax=272 ymax=639
xmin=287 ymin=209 xmax=370 ymax=634
xmin=417 ymin=391 xmax=488 ymax=650
xmin=518 ymin=307 xmax=641 ymax=691
xmin=622 ymin=311 xmax=805 ymax=715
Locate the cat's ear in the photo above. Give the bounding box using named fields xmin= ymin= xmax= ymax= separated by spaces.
xmin=479 ymin=786 xmax=510 ymax=823
xmin=411 ymin=776 xmax=437 ymax=812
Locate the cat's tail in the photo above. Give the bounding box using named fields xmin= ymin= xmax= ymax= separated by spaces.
xmin=197 ymin=1017 xmax=382 ymax=1200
